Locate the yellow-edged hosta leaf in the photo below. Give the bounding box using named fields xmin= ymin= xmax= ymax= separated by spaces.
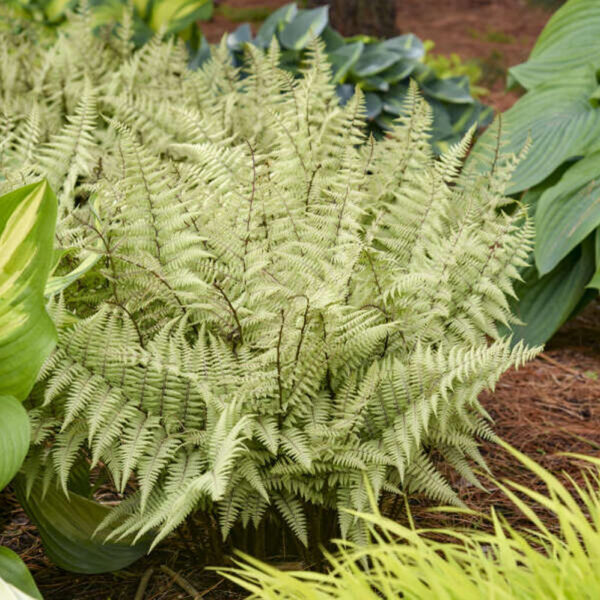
xmin=0 ymin=548 xmax=41 ymax=600
xmin=150 ymin=0 xmax=212 ymax=34
xmin=0 ymin=181 xmax=57 ymax=401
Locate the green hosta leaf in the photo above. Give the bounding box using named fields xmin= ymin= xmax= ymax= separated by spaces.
xmin=588 ymin=266 xmax=600 ymax=289
xmin=45 ymin=250 xmax=101 ymax=297
xmin=507 ymin=240 xmax=595 ymax=346
xmin=0 ymin=181 xmax=57 ymax=402
xmin=587 ymin=228 xmax=600 ymax=290
xmin=254 ymin=2 xmax=298 ymax=48
xmin=536 ymin=152 xmax=600 ymax=274
xmin=471 ymin=66 xmax=600 ymax=194
xmin=352 ymin=44 xmax=400 ymax=78
xmin=0 ymin=396 xmax=30 ymax=490
xmin=0 ymin=548 xmax=42 ymax=600
xmin=327 ymin=41 xmax=363 ymax=83
xmin=381 ymin=34 xmax=425 ymax=61
xmin=279 ymin=6 xmax=328 ymax=51
xmin=509 ymin=0 xmax=600 ymax=90
xmin=15 ymin=480 xmax=150 ymax=574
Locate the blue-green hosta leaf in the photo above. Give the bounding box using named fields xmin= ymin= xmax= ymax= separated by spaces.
xmin=381 ymin=83 xmax=409 ymax=115
xmin=0 ymin=396 xmax=30 ymax=490
xmin=352 ymin=44 xmax=401 ymax=78
xmin=15 ymin=480 xmax=150 ymax=574
xmin=327 ymin=41 xmax=363 ymax=83
xmin=444 ymin=101 xmax=487 ymax=135
xmin=364 ymin=93 xmax=383 ymax=120
xmin=506 ymin=239 xmax=595 ymax=347
xmin=279 ymin=6 xmax=328 ymax=51
xmin=321 ymin=26 xmax=345 ymax=52
xmin=428 ymin=98 xmax=454 ymax=140
xmin=535 ymin=152 xmax=600 ymax=274
xmin=381 ymin=34 xmax=425 ymax=61
xmin=0 ymin=548 xmax=41 ymax=600
xmin=360 ymin=76 xmax=389 ymax=93
xmin=379 ymin=58 xmax=419 ymax=84
xmin=336 ymin=84 xmax=355 ymax=106
xmin=509 ymin=0 xmax=600 ymax=90
xmin=0 ymin=181 xmax=57 ymax=402
xmin=227 ymin=23 xmax=252 ymax=52
xmin=189 ymin=34 xmax=211 ymax=69
xmin=254 ymin=2 xmax=298 ymax=48
xmin=375 ymin=113 xmax=398 ymax=133
xmin=471 ymin=66 xmax=600 ymax=194
xmin=420 ymin=75 xmax=474 ymax=105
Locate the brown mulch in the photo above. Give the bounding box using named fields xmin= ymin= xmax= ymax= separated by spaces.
xmin=396 ymin=0 xmax=553 ymax=111
xmin=404 ymin=300 xmax=600 ymax=534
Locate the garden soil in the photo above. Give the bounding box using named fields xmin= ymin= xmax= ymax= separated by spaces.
xmin=2 ymin=2 xmax=587 ymax=599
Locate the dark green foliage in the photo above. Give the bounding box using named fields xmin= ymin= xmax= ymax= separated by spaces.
xmin=472 ymin=0 xmax=600 ymax=346
xmin=192 ymin=2 xmax=493 ymax=153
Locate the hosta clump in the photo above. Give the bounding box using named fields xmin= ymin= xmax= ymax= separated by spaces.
xmin=0 ymin=12 xmax=538 ymax=550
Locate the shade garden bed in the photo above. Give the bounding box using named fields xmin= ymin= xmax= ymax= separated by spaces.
xmin=1 ymin=1 xmax=588 ymax=599
xmin=2 ymin=300 xmax=599 ymax=599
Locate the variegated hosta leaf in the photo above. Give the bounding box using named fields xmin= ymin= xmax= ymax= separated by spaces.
xmin=0 ymin=548 xmax=42 ymax=600
xmin=0 ymin=180 xmax=57 ymax=401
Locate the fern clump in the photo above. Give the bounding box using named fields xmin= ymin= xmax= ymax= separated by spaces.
xmin=0 ymin=9 xmax=538 ymax=550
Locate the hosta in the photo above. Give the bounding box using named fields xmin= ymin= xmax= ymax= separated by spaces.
xmin=0 ymin=10 xmax=538 ymax=548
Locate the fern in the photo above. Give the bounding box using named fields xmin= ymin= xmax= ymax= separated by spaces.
xmin=2 ymin=7 xmax=540 ymax=550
